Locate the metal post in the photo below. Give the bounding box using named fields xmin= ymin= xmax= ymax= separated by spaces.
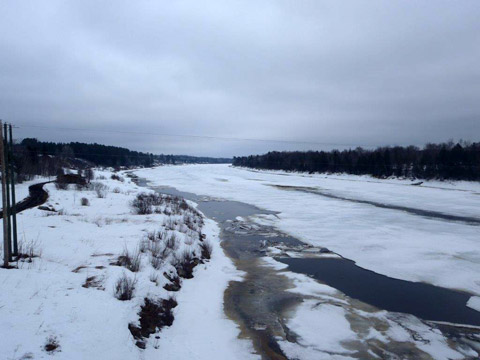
xmin=0 ymin=121 xmax=9 ymax=267
xmin=3 ymin=123 xmax=11 ymax=261
xmin=9 ymin=124 xmax=17 ymax=256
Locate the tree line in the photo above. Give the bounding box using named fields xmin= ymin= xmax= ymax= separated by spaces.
xmin=13 ymin=138 xmax=155 ymax=181
xmin=232 ymin=141 xmax=480 ymax=181
xmin=13 ymin=138 xmax=231 ymax=182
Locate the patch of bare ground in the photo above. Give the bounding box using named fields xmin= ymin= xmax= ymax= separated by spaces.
xmin=72 ymin=265 xmax=87 ymax=273
xmin=128 ymin=297 xmax=178 ymax=349
xmin=163 ymin=272 xmax=181 ymax=291
xmin=82 ymin=275 xmax=104 ymax=290
xmin=91 ymin=252 xmax=114 ymax=257
xmin=44 ymin=335 xmax=60 ymax=353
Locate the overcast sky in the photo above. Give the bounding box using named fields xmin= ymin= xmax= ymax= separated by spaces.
xmin=1 ymin=1 xmax=479 ymax=157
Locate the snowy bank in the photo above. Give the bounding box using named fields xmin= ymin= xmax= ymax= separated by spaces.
xmin=0 ymin=169 xmax=257 ymax=360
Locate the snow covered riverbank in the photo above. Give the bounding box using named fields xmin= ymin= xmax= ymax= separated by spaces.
xmin=0 ymin=169 xmax=258 ymax=360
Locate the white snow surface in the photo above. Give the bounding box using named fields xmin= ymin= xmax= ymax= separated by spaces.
xmin=262 ymin=257 xmax=472 ymax=360
xmin=142 ymin=219 xmax=260 ymax=360
xmin=280 ymin=300 xmax=357 ymax=360
xmin=135 ymin=164 xmax=480 ymax=295
xmin=467 ymin=296 xmax=480 ymax=312
xmin=0 ymin=170 xmax=258 ymax=360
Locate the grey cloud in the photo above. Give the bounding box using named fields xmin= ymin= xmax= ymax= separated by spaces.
xmin=1 ymin=0 xmax=479 ymax=156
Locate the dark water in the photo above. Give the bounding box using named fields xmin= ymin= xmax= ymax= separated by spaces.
xmin=199 ymin=200 xmax=271 ymax=223
xmin=147 ymin=184 xmax=277 ymax=223
xmin=134 ymin=179 xmax=480 ymax=328
xmin=279 ymin=257 xmax=480 ymax=326
xmin=144 ymin=184 xmax=298 ymax=359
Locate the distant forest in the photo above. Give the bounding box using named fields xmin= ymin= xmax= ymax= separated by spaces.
xmin=13 ymin=138 xmax=230 ymax=181
xmin=233 ymin=142 xmax=480 ymax=181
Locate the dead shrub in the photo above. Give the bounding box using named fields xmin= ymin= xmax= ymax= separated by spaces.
xmin=17 ymin=238 xmax=42 ymax=262
xmin=139 ymin=239 xmax=149 ymax=253
xmin=147 ymin=230 xmax=165 ymax=243
xmin=80 ymin=197 xmax=90 ymax=206
xmin=200 ymin=240 xmax=213 ymax=260
xmin=114 ymin=273 xmax=137 ymax=300
xmin=179 ymin=199 xmax=189 ymax=211
xmin=149 ymin=241 xmax=164 ymax=258
xmin=116 ymin=247 xmax=142 ymax=272
xmin=164 ymin=234 xmax=178 ymax=252
xmin=164 ymin=218 xmax=177 ymax=231
xmin=111 ymin=174 xmax=125 ymax=182
xmin=174 ymin=249 xmax=198 ymax=279
xmin=131 ymin=195 xmax=153 ymax=215
xmin=96 ymin=187 xmax=108 ymax=198
xmin=150 ymin=254 xmax=163 ymax=270
xmin=131 ymin=193 xmax=165 ymax=215
xmin=146 ymin=230 xmax=158 ymax=242
xmin=131 ymin=193 xmax=193 ymax=215
xmin=89 ymin=182 xmax=109 ymax=198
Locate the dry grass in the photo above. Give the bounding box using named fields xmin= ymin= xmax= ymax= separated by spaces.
xmin=114 ymin=273 xmax=137 ymax=301
xmin=200 ymin=240 xmax=213 ymax=260
xmin=17 ymin=237 xmax=42 ymax=262
xmin=116 ymin=247 xmax=142 ymax=272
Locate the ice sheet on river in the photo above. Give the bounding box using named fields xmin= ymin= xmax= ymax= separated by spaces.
xmin=135 ymin=164 xmax=480 ymax=296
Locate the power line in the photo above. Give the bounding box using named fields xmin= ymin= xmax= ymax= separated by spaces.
xmin=15 ymin=123 xmax=385 ymax=149
xmin=11 ymin=123 xmax=479 ymax=170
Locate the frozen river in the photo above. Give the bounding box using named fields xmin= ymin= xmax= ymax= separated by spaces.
xmin=136 ymin=164 xmax=480 ymax=295
xmin=135 ymin=165 xmax=480 ymax=359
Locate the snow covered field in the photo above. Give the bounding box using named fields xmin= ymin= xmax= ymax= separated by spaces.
xmin=136 ymin=164 xmax=480 ymax=296
xmin=0 ymin=169 xmax=258 ymax=360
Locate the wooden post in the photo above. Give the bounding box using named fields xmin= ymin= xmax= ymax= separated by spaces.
xmin=9 ymin=124 xmax=17 ymax=256
xmin=0 ymin=121 xmax=9 ymax=267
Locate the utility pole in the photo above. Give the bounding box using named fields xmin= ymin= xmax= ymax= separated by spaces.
xmin=3 ymin=123 xmax=12 ymax=261
xmin=9 ymin=124 xmax=17 ymax=256
xmin=0 ymin=121 xmax=9 ymax=267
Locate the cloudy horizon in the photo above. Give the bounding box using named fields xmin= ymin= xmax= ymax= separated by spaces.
xmin=1 ymin=1 xmax=479 ymax=157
